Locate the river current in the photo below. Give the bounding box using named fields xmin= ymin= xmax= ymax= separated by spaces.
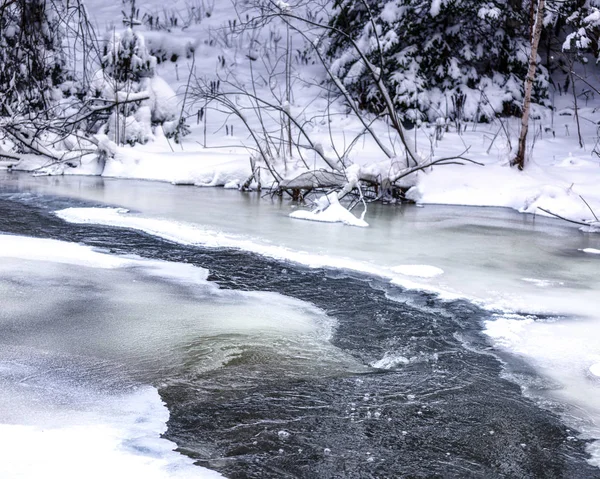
xmin=1 ymin=172 xmax=600 ymax=478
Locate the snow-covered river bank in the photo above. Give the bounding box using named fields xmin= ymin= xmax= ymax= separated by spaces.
xmin=1 ymin=171 xmax=600 ymax=477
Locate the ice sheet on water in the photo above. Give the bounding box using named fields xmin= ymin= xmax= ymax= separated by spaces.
xmin=484 ymin=313 xmax=600 ymax=466
xmin=0 ymin=236 xmax=341 ymax=372
xmin=0 ymin=232 xmax=211 ymax=286
xmin=0 ymin=386 xmax=223 ymax=479
xmin=0 ymin=233 xmax=131 ymax=269
xmin=55 ymin=207 xmax=456 ymax=299
xmin=0 ymin=233 xmax=356 ymax=479
xmin=391 ymin=264 xmax=444 ymax=278
xmin=0 ymin=345 xmax=222 ymax=479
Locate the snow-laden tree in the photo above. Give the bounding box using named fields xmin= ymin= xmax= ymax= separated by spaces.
xmin=327 ymin=0 xmax=550 ymax=123
xmin=561 ymin=1 xmax=600 ymax=59
xmin=0 ymin=0 xmax=67 ymax=116
xmin=91 ymin=28 xmax=179 ymax=145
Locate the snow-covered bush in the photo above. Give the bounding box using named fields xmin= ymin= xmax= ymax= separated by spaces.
xmin=92 ymin=28 xmax=180 ymax=145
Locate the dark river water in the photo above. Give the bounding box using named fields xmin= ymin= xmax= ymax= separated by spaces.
xmin=1 ymin=186 xmax=599 ymax=479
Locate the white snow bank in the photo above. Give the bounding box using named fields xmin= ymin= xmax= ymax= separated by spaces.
xmin=0 ymin=387 xmax=222 ymax=479
xmin=391 ymin=265 xmax=444 ymax=278
xmin=406 ymin=149 xmax=600 ymax=227
xmin=582 ymin=248 xmax=600 ymax=255
xmin=14 ymin=139 xmax=252 ymax=186
xmin=289 ymin=193 xmax=368 ymax=227
xmin=102 ymin=144 xmax=251 ymax=186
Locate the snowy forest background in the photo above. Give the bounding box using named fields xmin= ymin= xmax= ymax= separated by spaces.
xmin=1 ymin=0 xmax=600 ymax=228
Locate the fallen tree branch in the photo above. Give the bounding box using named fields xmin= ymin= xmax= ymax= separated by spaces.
xmin=390 ymin=148 xmax=481 ymax=183
xmin=536 ymin=207 xmax=590 ymax=226
xmin=0 ymin=150 xmax=23 ymax=161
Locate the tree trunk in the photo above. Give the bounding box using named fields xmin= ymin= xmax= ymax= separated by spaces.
xmin=512 ymin=0 xmax=545 ymax=170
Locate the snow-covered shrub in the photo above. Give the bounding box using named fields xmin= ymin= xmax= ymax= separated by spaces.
xmin=101 ymin=28 xmax=156 ymax=83
xmin=93 ymin=28 xmax=180 ymax=145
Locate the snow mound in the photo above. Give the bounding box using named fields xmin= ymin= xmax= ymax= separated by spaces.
xmin=391 ymin=265 xmax=444 ymax=278
xmin=590 ymin=363 xmax=600 ymax=378
xmin=289 ymin=193 xmax=368 ymax=228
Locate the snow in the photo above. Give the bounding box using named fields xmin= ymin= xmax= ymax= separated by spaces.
xmin=582 ymin=248 xmax=600 ymax=255
xmin=11 ymin=0 xmax=600 ymax=233
xmin=289 ymin=193 xmax=368 ymax=227
xmin=101 ymin=143 xmax=250 ymax=186
xmin=4 ymin=0 xmax=596 ymax=232
xmin=147 ymin=75 xmax=179 ymax=124
xmin=430 ymin=0 xmax=442 ymax=17
xmin=521 ymin=277 xmax=564 ymax=288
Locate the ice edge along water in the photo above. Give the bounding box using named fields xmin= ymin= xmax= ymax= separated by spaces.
xmin=0 ymin=387 xmax=224 ymax=479
xmin=53 ymin=206 xmax=600 ymax=469
xmin=55 ymin=207 xmax=449 ymax=295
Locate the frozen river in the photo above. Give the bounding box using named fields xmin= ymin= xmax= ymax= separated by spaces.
xmin=1 ymin=171 xmax=600 ymax=478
